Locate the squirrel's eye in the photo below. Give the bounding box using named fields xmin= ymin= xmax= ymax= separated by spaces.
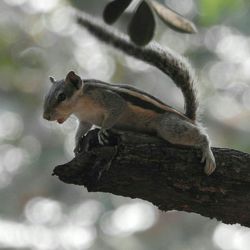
xmin=58 ymin=93 xmax=66 ymax=102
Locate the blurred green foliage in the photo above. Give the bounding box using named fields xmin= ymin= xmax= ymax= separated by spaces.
xmin=199 ymin=0 xmax=243 ymax=25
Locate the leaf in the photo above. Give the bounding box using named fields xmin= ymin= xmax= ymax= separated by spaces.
xmin=149 ymin=0 xmax=197 ymax=33
xmin=128 ymin=1 xmax=156 ymax=46
xmin=103 ymin=0 xmax=133 ymax=24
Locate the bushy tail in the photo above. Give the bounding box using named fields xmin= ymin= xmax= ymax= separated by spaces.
xmin=77 ymin=12 xmax=198 ymax=120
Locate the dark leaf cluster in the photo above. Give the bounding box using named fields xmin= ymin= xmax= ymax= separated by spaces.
xmin=103 ymin=0 xmax=197 ymax=46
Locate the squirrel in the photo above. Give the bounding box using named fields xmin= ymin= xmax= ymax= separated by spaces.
xmin=43 ymin=13 xmax=216 ymax=175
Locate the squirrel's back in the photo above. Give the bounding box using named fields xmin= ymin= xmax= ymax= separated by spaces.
xmin=77 ymin=12 xmax=198 ymax=121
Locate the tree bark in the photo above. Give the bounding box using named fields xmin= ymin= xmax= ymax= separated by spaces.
xmin=53 ymin=129 xmax=250 ymax=227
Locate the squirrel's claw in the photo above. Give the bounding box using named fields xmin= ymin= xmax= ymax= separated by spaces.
xmin=202 ymin=149 xmax=216 ymax=175
xmin=98 ymin=129 xmax=110 ymax=145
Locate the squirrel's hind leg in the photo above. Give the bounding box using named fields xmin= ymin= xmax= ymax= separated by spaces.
xmin=155 ymin=113 xmax=216 ymax=175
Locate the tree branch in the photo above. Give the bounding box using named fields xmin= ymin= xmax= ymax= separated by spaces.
xmin=53 ymin=129 xmax=250 ymax=227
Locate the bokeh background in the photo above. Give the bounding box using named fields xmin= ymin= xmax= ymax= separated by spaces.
xmin=0 ymin=0 xmax=250 ymax=249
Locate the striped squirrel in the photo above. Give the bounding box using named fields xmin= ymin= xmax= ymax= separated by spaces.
xmin=43 ymin=13 xmax=216 ymax=175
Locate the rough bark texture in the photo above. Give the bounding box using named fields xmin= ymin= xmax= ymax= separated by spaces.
xmin=53 ymin=129 xmax=250 ymax=227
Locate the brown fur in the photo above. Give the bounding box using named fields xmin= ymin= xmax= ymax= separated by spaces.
xmin=115 ymin=103 xmax=159 ymax=134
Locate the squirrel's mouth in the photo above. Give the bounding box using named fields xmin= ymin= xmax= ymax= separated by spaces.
xmin=57 ymin=118 xmax=66 ymax=124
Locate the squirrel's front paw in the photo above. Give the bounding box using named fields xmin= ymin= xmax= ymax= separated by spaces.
xmin=74 ymin=129 xmax=119 ymax=155
xmin=74 ymin=129 xmax=100 ymax=155
xmin=74 ymin=135 xmax=89 ymax=155
xmin=98 ymin=129 xmax=110 ymax=145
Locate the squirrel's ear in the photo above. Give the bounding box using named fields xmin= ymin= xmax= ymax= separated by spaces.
xmin=65 ymin=71 xmax=82 ymax=90
xmin=49 ymin=76 xmax=56 ymax=84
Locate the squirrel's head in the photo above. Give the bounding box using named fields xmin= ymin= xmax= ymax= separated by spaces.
xmin=43 ymin=71 xmax=82 ymax=124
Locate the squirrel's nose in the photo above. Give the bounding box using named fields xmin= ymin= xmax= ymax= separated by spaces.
xmin=43 ymin=113 xmax=51 ymax=121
